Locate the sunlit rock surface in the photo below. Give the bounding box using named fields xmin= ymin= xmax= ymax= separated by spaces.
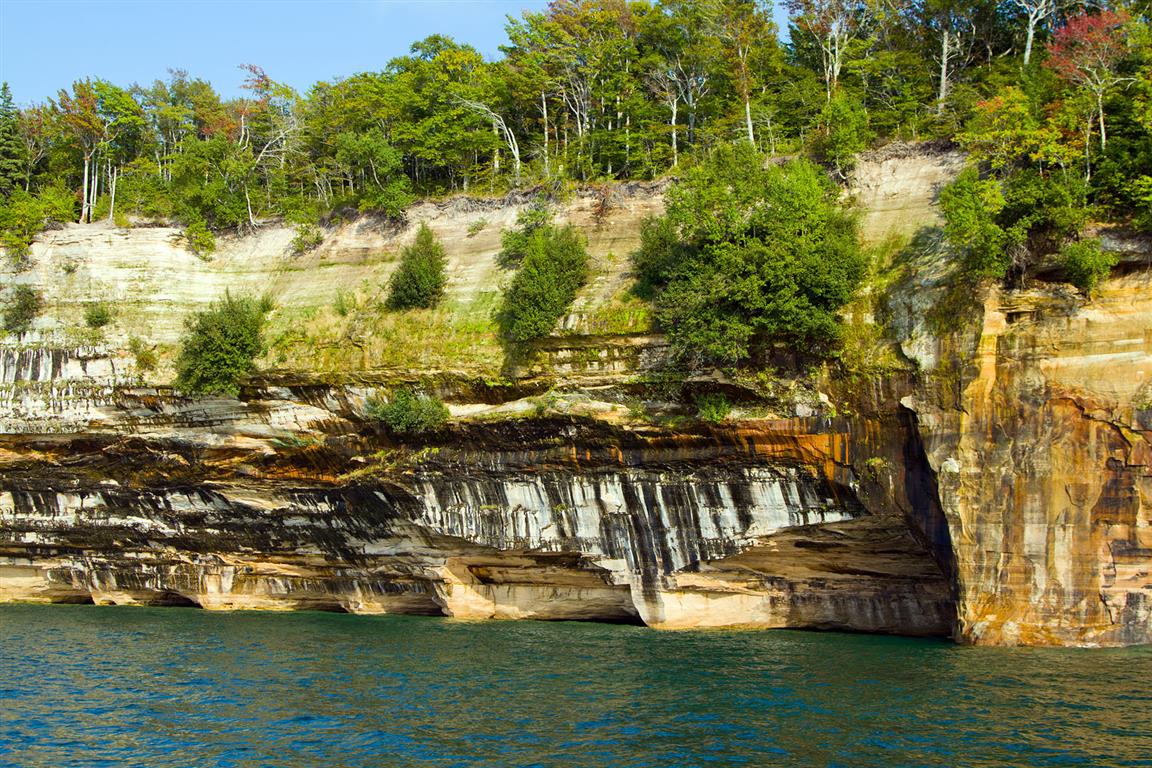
xmin=2 ymin=145 xmax=1150 ymax=645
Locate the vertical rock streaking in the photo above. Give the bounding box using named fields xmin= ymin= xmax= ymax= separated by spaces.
xmin=0 ymin=414 xmax=955 ymax=635
xmin=903 ymin=268 xmax=1152 ymax=646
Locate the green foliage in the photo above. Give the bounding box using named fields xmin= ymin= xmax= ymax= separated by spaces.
xmin=3 ymin=285 xmax=42 ymax=335
xmin=333 ymin=290 xmax=356 ymax=317
xmin=128 ymin=336 xmax=157 ymax=374
xmin=0 ymin=83 xmax=25 ymax=196
xmin=466 ymin=218 xmax=488 ymax=237
xmin=174 ymin=292 xmax=272 ymax=395
xmin=939 ymin=167 xmax=1011 ymax=278
xmin=289 ymin=223 xmax=324 ymax=255
xmin=497 ymin=202 xmax=551 ymax=268
xmin=84 ymin=302 xmax=113 ymax=328
xmin=631 ymin=216 xmax=687 ymax=300
xmin=497 ymin=224 xmax=589 ymax=342
xmin=940 ymin=165 xmax=1090 ymax=280
xmin=365 ymin=388 xmax=449 ymax=434
xmin=386 ymin=222 xmax=448 ymax=310
xmin=6 ymin=0 xmax=1151 ymax=252
xmin=634 ymin=144 xmax=864 ymax=364
xmin=170 ymin=135 xmax=253 ymax=230
xmin=1131 ymin=176 xmax=1152 ymax=232
xmin=695 ymin=393 xmax=732 ymax=423
xmin=1060 ymin=238 xmax=1116 ymax=295
xmin=0 ymin=187 xmax=75 ymax=264
xmin=813 ymin=91 xmax=872 ymax=177
xmin=183 ymin=219 xmax=215 ymax=258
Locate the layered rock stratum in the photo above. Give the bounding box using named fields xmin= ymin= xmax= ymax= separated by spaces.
xmin=2 ymin=146 xmax=1149 ymax=646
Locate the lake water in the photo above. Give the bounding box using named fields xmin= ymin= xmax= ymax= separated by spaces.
xmin=0 ymin=605 xmax=1149 ymax=767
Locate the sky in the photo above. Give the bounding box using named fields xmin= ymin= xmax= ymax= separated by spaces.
xmin=0 ymin=0 xmax=552 ymax=105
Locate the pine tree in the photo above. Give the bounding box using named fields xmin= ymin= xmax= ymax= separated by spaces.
xmin=0 ymin=83 xmax=26 ymax=196
xmin=385 ymin=223 xmax=448 ymax=310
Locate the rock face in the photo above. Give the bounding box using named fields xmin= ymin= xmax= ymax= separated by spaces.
xmin=902 ymin=268 xmax=1152 ymax=646
xmin=0 ymin=408 xmax=952 ymax=634
xmin=1 ymin=146 xmax=1150 ymax=645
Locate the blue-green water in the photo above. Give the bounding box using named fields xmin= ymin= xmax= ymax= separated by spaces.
xmin=1 ymin=606 xmax=1149 ymax=767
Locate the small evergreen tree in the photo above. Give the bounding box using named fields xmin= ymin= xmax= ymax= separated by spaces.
xmin=175 ymin=292 xmax=272 ymax=395
xmin=0 ymin=83 xmax=25 ymax=196
xmin=497 ymin=202 xmax=551 ymax=268
xmin=498 ymin=224 xmax=589 ymax=342
xmin=386 ymin=222 xmax=447 ymax=310
xmin=2 ymin=285 xmax=42 ymax=335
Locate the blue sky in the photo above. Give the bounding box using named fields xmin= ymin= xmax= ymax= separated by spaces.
xmin=0 ymin=0 xmax=551 ymax=105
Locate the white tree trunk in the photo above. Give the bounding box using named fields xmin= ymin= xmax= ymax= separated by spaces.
xmin=937 ymin=31 xmax=952 ymax=114
xmin=107 ymin=165 xmax=118 ymax=223
xmin=541 ymin=91 xmax=550 ymax=179
xmin=79 ymin=153 xmax=91 ymax=224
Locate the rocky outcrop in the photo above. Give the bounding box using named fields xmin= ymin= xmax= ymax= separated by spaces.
xmin=0 ymin=405 xmax=952 ymax=634
xmin=3 ymin=145 xmax=1150 ymax=645
xmin=900 ymin=266 xmax=1152 ymax=646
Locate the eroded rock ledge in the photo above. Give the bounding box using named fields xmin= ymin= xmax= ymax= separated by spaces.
xmin=0 ymin=406 xmax=953 ymax=636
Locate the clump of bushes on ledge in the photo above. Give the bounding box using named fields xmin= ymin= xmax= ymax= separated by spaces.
xmin=84 ymin=302 xmax=113 ymax=329
xmin=365 ymin=388 xmax=449 ymax=435
xmin=2 ymin=285 xmax=43 ymax=335
xmin=175 ymin=292 xmax=273 ymax=395
xmin=695 ymin=392 xmax=732 ymax=423
xmin=1060 ymin=238 xmax=1116 ymax=295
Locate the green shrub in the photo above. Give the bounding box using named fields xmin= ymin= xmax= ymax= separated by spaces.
xmin=128 ymin=336 xmax=158 ymax=374
xmin=365 ymin=388 xmax=449 ymax=434
xmin=467 ymin=218 xmax=488 ymax=237
xmin=813 ymin=91 xmax=872 ymax=178
xmin=174 ymin=292 xmax=272 ymax=395
xmin=634 ymin=145 xmax=864 ymax=364
xmin=84 ymin=302 xmax=113 ymax=328
xmin=3 ymin=285 xmax=42 ymax=335
xmin=183 ymin=220 xmax=216 ymax=258
xmin=386 ymin=222 xmax=448 ymax=310
xmin=497 ymin=224 xmax=589 ymax=342
xmin=1060 ymin=238 xmax=1116 ymax=294
xmin=333 ymin=291 xmax=356 ymax=317
xmin=497 ymin=202 xmax=551 ymax=268
xmin=695 ymin=393 xmax=732 ymax=423
xmin=290 ymin=223 xmax=324 ymax=255
xmin=630 ymin=215 xmax=687 ymax=299
xmin=0 ymin=187 xmax=75 ymax=267
xmin=939 ymin=167 xmax=1011 ymax=278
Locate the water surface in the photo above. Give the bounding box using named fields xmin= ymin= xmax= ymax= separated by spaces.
xmin=1 ymin=606 xmax=1148 ymax=767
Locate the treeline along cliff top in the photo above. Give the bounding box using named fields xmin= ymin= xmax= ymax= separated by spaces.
xmin=0 ymin=0 xmax=1149 ymax=314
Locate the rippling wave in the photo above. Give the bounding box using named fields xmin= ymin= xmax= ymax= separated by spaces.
xmin=1 ymin=606 xmax=1149 ymax=767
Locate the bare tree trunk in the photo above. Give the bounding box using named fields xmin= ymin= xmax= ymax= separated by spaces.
xmin=670 ymin=101 xmax=679 ymax=167
xmin=79 ymin=153 xmax=91 ymax=223
xmin=937 ymin=32 xmax=951 ymax=114
xmin=245 ymin=185 xmax=257 ymax=228
xmin=1097 ymin=93 xmax=1107 ymax=149
xmin=541 ymin=91 xmax=550 ymax=178
xmin=1023 ymin=16 xmax=1036 ymax=67
xmin=107 ymin=164 xmax=118 ymax=223
xmin=744 ymin=98 xmax=755 ymax=144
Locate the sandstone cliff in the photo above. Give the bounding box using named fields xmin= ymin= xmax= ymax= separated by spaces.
xmin=1 ymin=147 xmax=1149 ymax=646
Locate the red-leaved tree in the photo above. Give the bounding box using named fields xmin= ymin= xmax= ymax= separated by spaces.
xmin=1045 ymin=10 xmax=1132 ymax=150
